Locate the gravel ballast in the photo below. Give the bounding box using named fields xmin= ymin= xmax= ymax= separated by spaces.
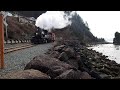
xmin=0 ymin=43 xmax=53 ymax=77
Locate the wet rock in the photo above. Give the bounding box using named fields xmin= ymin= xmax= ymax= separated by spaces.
xmin=58 ymin=52 xmax=69 ymax=62
xmin=24 ymin=55 xmax=75 ymax=78
xmin=55 ymin=69 xmax=81 ymax=79
xmin=2 ymin=69 xmax=51 ymax=79
xmin=99 ymin=74 xmax=112 ymax=79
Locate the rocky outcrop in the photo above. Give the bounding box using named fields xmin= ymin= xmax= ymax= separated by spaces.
xmin=24 ymin=55 xmax=76 ymax=78
xmin=46 ymin=40 xmax=120 ymax=79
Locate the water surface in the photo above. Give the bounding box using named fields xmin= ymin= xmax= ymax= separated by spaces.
xmin=88 ymin=44 xmax=120 ymax=64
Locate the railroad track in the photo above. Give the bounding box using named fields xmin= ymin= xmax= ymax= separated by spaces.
xmin=4 ymin=44 xmax=34 ymax=54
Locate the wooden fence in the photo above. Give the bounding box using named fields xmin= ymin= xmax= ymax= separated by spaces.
xmin=4 ymin=39 xmax=31 ymax=44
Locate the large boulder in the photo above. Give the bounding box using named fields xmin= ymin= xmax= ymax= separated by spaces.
xmin=58 ymin=52 xmax=69 ymax=62
xmin=2 ymin=69 xmax=51 ymax=79
xmin=54 ymin=45 xmax=66 ymax=53
xmin=55 ymin=69 xmax=81 ymax=79
xmin=24 ymin=55 xmax=76 ymax=78
xmin=89 ymin=70 xmax=102 ymax=79
xmin=64 ymin=47 xmax=75 ymax=58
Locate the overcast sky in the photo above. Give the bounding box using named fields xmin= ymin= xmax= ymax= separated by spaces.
xmin=77 ymin=11 xmax=120 ymax=42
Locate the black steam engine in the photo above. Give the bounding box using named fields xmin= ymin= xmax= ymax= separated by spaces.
xmin=31 ymin=27 xmax=55 ymax=44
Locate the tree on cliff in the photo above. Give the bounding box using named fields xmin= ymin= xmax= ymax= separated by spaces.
xmin=67 ymin=12 xmax=99 ymax=43
xmin=113 ymin=31 xmax=120 ymax=44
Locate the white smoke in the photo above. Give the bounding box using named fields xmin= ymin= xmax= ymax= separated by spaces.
xmin=35 ymin=11 xmax=73 ymax=31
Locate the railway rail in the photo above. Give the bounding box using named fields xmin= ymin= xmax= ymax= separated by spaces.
xmin=4 ymin=44 xmax=34 ymax=54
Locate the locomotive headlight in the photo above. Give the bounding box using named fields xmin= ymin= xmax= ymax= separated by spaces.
xmin=36 ymin=33 xmax=38 ymax=35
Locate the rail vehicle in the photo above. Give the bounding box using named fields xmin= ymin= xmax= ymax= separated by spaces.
xmin=30 ymin=27 xmax=55 ymax=44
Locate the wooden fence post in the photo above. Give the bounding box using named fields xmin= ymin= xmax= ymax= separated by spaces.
xmin=0 ymin=13 xmax=4 ymax=69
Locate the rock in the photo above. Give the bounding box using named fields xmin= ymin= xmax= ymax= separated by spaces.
xmin=55 ymin=69 xmax=82 ymax=79
xmin=49 ymin=51 xmax=60 ymax=58
xmin=111 ymin=60 xmax=117 ymax=65
xmin=97 ymin=68 xmax=111 ymax=75
xmin=109 ymin=66 xmax=120 ymax=72
xmin=78 ymin=60 xmax=86 ymax=70
xmin=58 ymin=52 xmax=69 ymax=62
xmin=80 ymin=72 xmax=92 ymax=79
xmin=99 ymin=74 xmax=112 ymax=79
xmin=54 ymin=45 xmax=66 ymax=52
xmin=66 ymin=59 xmax=79 ymax=69
xmin=24 ymin=55 xmax=75 ymax=78
xmin=111 ymin=76 xmax=120 ymax=79
xmin=64 ymin=47 xmax=75 ymax=58
xmin=89 ymin=70 xmax=101 ymax=79
xmin=63 ymin=40 xmax=81 ymax=47
xmin=79 ymin=67 xmax=90 ymax=73
xmin=101 ymin=55 xmax=107 ymax=59
xmin=2 ymin=69 xmax=51 ymax=79
xmin=93 ymin=54 xmax=100 ymax=60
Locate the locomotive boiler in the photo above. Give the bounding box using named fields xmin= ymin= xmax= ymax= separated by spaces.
xmin=30 ymin=27 xmax=55 ymax=44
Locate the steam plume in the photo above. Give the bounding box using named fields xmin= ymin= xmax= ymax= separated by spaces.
xmin=35 ymin=11 xmax=73 ymax=31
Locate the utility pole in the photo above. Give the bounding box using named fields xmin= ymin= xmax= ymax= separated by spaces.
xmin=0 ymin=11 xmax=4 ymax=69
xmin=2 ymin=11 xmax=8 ymax=39
xmin=5 ymin=17 xmax=8 ymax=39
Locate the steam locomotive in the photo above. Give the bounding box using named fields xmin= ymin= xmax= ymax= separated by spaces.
xmin=31 ymin=27 xmax=55 ymax=44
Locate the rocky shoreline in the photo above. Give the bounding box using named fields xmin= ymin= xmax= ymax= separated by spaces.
xmin=2 ymin=40 xmax=120 ymax=79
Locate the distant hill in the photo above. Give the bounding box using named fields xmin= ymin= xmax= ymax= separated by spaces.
xmin=5 ymin=16 xmax=36 ymax=40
